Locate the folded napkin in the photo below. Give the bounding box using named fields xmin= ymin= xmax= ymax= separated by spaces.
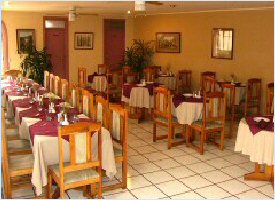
xmin=246 ymin=116 xmax=274 ymax=135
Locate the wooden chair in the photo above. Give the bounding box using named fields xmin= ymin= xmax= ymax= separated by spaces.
xmin=176 ymin=70 xmax=192 ymax=93
xmin=266 ymin=82 xmax=274 ymax=115
xmin=46 ymin=122 xmax=102 ymax=199
xmin=144 ymin=67 xmax=155 ymax=82
xmin=221 ymin=83 xmax=235 ymax=139
xmin=106 ymin=70 xmax=123 ymax=103
xmin=69 ymin=84 xmax=80 ymax=109
xmin=245 ymin=78 xmax=262 ymax=116
xmin=153 ymin=86 xmax=184 ymax=149
xmin=150 ymin=66 xmax=162 ymax=75
xmin=78 ymin=67 xmax=87 ymax=87
xmin=202 ymin=76 xmax=216 ymax=93
xmin=4 ymin=69 xmax=22 ymax=78
xmin=49 ymin=73 xmax=55 ymax=93
xmin=53 ymin=76 xmax=60 ymax=96
xmin=60 ymin=79 xmax=69 ymax=101
xmin=122 ymin=66 xmax=138 ymax=84
xmin=187 ymin=92 xmax=226 ymax=155
xmin=201 ymin=71 xmax=216 ymax=89
xmin=98 ymin=64 xmax=108 ymax=75
xmin=82 ymin=90 xmax=94 ymax=118
xmin=103 ymin=105 xmax=128 ymax=191
xmin=44 ymin=70 xmax=50 ymax=91
xmin=2 ymin=108 xmax=35 ymax=199
xmin=95 ymin=95 xmax=109 ymax=127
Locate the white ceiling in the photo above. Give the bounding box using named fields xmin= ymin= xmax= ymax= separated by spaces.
xmin=2 ymin=1 xmax=274 ymax=16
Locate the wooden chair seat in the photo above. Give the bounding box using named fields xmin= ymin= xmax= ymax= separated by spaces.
xmin=8 ymin=139 xmax=31 ymax=155
xmin=191 ymin=120 xmax=223 ymax=130
xmin=113 ymin=147 xmax=122 ymax=157
xmin=154 ymin=116 xmax=179 ymax=125
xmin=9 ymin=154 xmax=34 ymax=176
xmin=49 ymin=163 xmax=99 ymax=186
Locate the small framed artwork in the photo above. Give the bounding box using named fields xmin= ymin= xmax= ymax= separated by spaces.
xmin=74 ymin=32 xmax=93 ymax=50
xmin=211 ymin=28 xmax=234 ymax=59
xmin=155 ymin=32 xmax=180 ymax=53
xmin=16 ymin=29 xmax=36 ymax=54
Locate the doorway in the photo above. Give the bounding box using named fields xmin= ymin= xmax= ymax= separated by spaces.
xmin=44 ymin=16 xmax=68 ymax=79
xmin=104 ymin=19 xmax=125 ymax=69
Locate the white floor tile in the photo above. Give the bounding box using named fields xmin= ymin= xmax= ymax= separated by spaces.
xmin=143 ymin=171 xmax=175 ymax=184
xmin=180 ymin=175 xmax=213 ymax=189
xmin=165 ymin=166 xmax=195 ymax=179
xmin=129 ymin=139 xmax=148 ymax=148
xmin=221 ymin=165 xmax=248 ymax=178
xmin=195 ymin=185 xmax=231 ymax=199
xmin=192 ymin=152 xmax=218 ymax=161
xmin=256 ymin=185 xmax=274 ymax=198
xmin=155 ymin=180 xmax=190 ymax=196
xmin=186 ymin=162 xmax=215 ymax=174
xmin=161 ymin=148 xmax=187 ymax=157
xmin=174 ymin=154 xmax=201 ymax=165
xmin=144 ymin=152 xmax=169 ymax=162
xmin=132 ymin=162 xmax=161 ymax=174
xmin=237 ymin=177 xmax=270 ymax=188
xmin=236 ymin=189 xmax=272 ymax=199
xmin=217 ymin=179 xmax=252 ymax=195
xmin=206 ymin=157 xmax=233 ymax=169
xmin=200 ymin=170 xmax=233 ymax=183
xmin=223 ymin=154 xmax=249 ymax=165
xmin=104 ymin=190 xmax=137 ymax=199
xmin=170 ymin=191 xmax=204 ymax=199
xmin=131 ymin=186 xmax=167 ymax=199
xmin=127 ymin=175 xmax=152 ymax=190
xmin=136 ymin=145 xmax=158 ymax=154
xmin=128 ymin=155 xmax=149 ymax=165
xmin=153 ymin=158 xmax=181 ymax=170
xmin=66 ymin=189 xmax=86 ymax=199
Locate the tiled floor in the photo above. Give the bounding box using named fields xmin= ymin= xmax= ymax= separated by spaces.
xmin=7 ymin=119 xmax=274 ymax=199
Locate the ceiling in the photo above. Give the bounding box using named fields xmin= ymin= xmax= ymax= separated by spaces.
xmin=2 ymin=1 xmax=274 ymax=16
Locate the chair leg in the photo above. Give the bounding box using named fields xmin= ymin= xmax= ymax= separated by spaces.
xmin=6 ymin=178 xmax=12 ymax=199
xmin=46 ymin=171 xmax=52 ymax=198
xmin=122 ymin=159 xmax=128 ymax=189
xmin=153 ymin=123 xmax=156 ymax=142
xmin=168 ymin=124 xmax=173 ymax=149
xmin=98 ymin=180 xmax=102 ymax=199
xmin=60 ymin=188 xmax=65 ymax=199
xmin=200 ymin=131 xmax=204 ymax=155
xmin=220 ymin=128 xmax=225 ymax=150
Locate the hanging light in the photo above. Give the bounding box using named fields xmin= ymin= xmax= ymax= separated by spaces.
xmin=135 ymin=0 xmax=145 ymax=11
xmin=69 ymin=6 xmax=76 ymax=22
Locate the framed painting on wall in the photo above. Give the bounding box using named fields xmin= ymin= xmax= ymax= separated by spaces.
xmin=155 ymin=32 xmax=180 ymax=53
xmin=211 ymin=28 xmax=234 ymax=59
xmin=74 ymin=32 xmax=93 ymax=50
xmin=16 ymin=29 xmax=36 ymax=54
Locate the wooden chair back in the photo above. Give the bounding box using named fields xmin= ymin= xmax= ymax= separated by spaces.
xmin=53 ymin=76 xmax=60 ymax=95
xmin=201 ymin=71 xmax=216 ymax=88
xmin=78 ymin=67 xmax=86 ymax=87
xmin=144 ymin=67 xmax=155 ymax=82
xmin=245 ymin=78 xmax=262 ymax=116
xmin=153 ymin=86 xmax=172 ymax=120
xmin=122 ymin=66 xmax=138 ymax=84
xmin=202 ymin=76 xmax=216 ymax=93
xmin=57 ymin=122 xmax=102 ymax=187
xmin=203 ymin=92 xmax=226 ymax=126
xmin=82 ymin=90 xmax=94 ymax=118
xmin=221 ymin=83 xmax=235 ymax=139
xmin=60 ymin=79 xmax=69 ymax=101
xmin=69 ymin=84 xmax=80 ymax=109
xmin=49 ymin=74 xmax=55 ymax=93
xmin=266 ymin=82 xmax=274 ymax=115
xmin=95 ymin=95 xmax=109 ymax=127
xmin=176 ymin=70 xmax=192 ymax=93
xmin=106 ymin=70 xmax=123 ymax=102
xmin=4 ymin=69 xmax=22 ymax=78
xmin=150 ymin=66 xmax=161 ymax=75
xmin=44 ymin=70 xmax=50 ymax=91
xmin=98 ymin=64 xmax=108 ymax=75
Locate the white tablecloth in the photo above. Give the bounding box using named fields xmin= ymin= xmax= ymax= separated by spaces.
xmin=92 ymin=76 xmax=107 ymax=92
xmin=234 ymin=118 xmax=274 ymax=165
xmin=223 ymin=86 xmax=246 ymax=106
xmin=6 ymin=95 xmax=30 ymax=118
xmin=158 ymin=76 xmax=176 ymax=90
xmin=174 ymin=102 xmax=203 ymax=125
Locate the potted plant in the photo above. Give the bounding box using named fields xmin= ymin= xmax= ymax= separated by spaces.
xmin=20 ymin=45 xmax=53 ymax=85
xmin=123 ymin=39 xmax=154 ymax=78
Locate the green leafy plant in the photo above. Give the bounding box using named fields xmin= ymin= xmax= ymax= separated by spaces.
xmin=123 ymin=39 xmax=154 ymax=75
xmin=20 ymin=45 xmax=53 ymax=85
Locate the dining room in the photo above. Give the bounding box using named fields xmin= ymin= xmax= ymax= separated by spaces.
xmin=1 ymin=0 xmax=274 ymax=199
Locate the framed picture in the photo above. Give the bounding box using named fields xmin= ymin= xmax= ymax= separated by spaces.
xmin=211 ymin=28 xmax=234 ymax=59
xmin=16 ymin=29 xmax=35 ymax=54
xmin=74 ymin=32 xmax=93 ymax=50
xmin=155 ymin=32 xmax=180 ymax=53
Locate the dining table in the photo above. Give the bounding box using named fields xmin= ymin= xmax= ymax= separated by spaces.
xmin=158 ymin=75 xmax=176 ymax=91
xmin=88 ymin=74 xmax=107 ymax=92
xmin=4 ymin=78 xmax=117 ymax=196
xmin=235 ymin=116 xmax=274 ymax=183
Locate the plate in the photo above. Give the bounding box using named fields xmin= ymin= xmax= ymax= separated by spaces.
xmin=254 ymin=117 xmax=270 ymax=123
xmin=183 ymin=93 xmax=192 ymax=97
xmin=194 ymin=95 xmax=202 ymax=99
xmin=137 ymin=84 xmax=145 ymax=87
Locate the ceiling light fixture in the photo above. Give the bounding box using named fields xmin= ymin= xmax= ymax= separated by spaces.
xmin=135 ymin=0 xmax=145 ymax=11
xmin=127 ymin=10 xmax=131 ymax=14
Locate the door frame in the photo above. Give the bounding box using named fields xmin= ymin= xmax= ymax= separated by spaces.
xmin=43 ymin=16 xmax=69 ymax=80
xmin=103 ymin=18 xmax=126 ymax=68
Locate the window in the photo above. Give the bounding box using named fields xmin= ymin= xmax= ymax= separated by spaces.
xmin=1 ymin=21 xmax=9 ymax=76
xmin=45 ymin=20 xmax=66 ymax=29
xmin=211 ymin=28 xmax=234 ymax=59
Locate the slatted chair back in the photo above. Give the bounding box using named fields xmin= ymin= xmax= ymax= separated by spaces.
xmin=122 ymin=66 xmax=138 ymax=84
xmin=58 ymin=122 xmax=102 ymax=189
xmin=98 ymin=64 xmax=108 ymax=75
xmin=202 ymin=76 xmax=216 ymax=93
xmin=245 ymin=78 xmax=262 ymax=116
xmin=153 ymin=86 xmax=172 ymax=120
xmin=221 ymin=83 xmax=235 ymax=139
xmin=106 ymin=70 xmax=123 ymax=102
xmin=95 ymin=95 xmax=109 ymax=127
xmin=82 ymin=90 xmax=94 ymax=118
xmin=4 ymin=69 xmax=22 ymax=78
xmin=78 ymin=67 xmax=86 ymax=87
xmin=144 ymin=67 xmax=155 ymax=82
xmin=49 ymin=73 xmax=55 ymax=93
xmin=203 ymin=92 xmax=226 ymax=126
xmin=201 ymin=71 xmax=216 ymax=88
xmin=69 ymin=84 xmax=80 ymax=109
xmin=266 ymin=82 xmax=274 ymax=115
xmin=53 ymin=76 xmax=60 ymax=96
xmin=60 ymin=79 xmax=69 ymax=101
xmin=44 ymin=70 xmax=50 ymax=91
xmin=176 ymin=70 xmax=192 ymax=93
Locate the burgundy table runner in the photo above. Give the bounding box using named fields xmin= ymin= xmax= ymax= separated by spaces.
xmin=246 ymin=116 xmax=274 ymax=135
xmin=173 ymin=94 xmax=204 ymax=108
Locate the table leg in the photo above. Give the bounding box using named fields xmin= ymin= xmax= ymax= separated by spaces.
xmin=244 ymin=163 xmax=274 ymax=182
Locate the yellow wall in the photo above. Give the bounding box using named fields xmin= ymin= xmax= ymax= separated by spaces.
xmin=2 ymin=11 xmax=134 ymax=83
xmin=134 ymin=9 xmax=274 ymax=110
